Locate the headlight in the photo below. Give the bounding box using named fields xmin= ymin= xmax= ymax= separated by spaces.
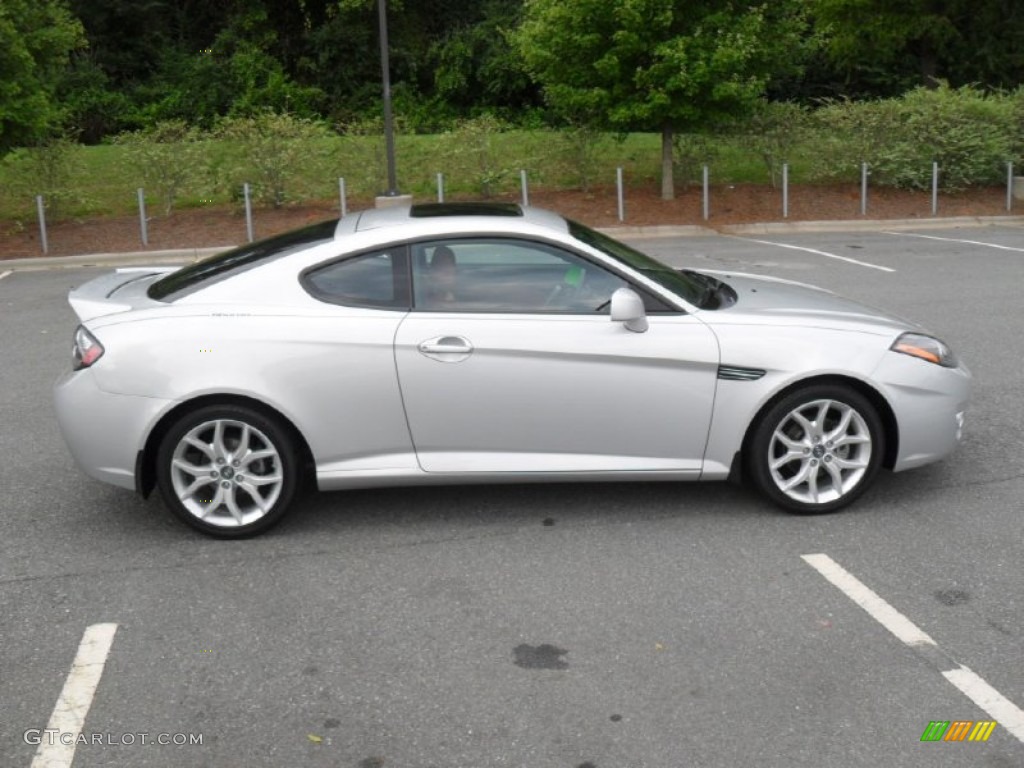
xmin=72 ymin=326 xmax=105 ymax=370
xmin=890 ymin=332 xmax=957 ymax=367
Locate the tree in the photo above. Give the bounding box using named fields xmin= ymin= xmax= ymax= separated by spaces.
xmin=0 ymin=0 xmax=85 ymax=154
xmin=430 ymin=0 xmax=538 ymax=116
xmin=514 ymin=0 xmax=807 ymax=199
xmin=812 ymin=0 xmax=1024 ymax=93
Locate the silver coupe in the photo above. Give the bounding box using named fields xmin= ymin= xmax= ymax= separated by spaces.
xmin=54 ymin=203 xmax=971 ymax=537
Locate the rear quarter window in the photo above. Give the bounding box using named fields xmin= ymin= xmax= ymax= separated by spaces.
xmin=148 ymin=219 xmax=339 ymax=301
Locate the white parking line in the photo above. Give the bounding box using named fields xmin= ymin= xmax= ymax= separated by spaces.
xmin=802 ymin=554 xmax=1024 ymax=743
xmin=31 ymin=623 xmax=118 ymax=768
xmin=882 ymin=231 xmax=1024 ymax=252
xmin=0 ymin=270 xmax=12 ymax=281
xmin=732 ymin=237 xmax=895 ymax=272
xmin=801 ymin=553 xmax=936 ymax=647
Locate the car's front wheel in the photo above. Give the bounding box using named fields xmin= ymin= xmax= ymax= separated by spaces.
xmin=156 ymin=404 xmax=300 ymax=537
xmin=748 ymin=385 xmax=884 ymax=514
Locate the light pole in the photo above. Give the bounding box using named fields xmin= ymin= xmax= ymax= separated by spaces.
xmin=378 ymin=0 xmax=399 ymax=197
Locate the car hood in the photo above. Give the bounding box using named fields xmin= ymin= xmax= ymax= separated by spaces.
xmin=696 ymin=270 xmax=924 ymax=336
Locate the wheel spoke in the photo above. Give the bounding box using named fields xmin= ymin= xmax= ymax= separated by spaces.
xmin=824 ymin=460 xmax=845 ymax=493
xmin=172 ymin=457 xmax=213 ymax=476
xmin=770 ymin=451 xmax=803 ymax=471
xmin=814 ymin=400 xmax=832 ymax=431
xmin=240 ymin=448 xmax=277 ymax=467
xmin=790 ymin=411 xmax=815 ymax=439
xmin=772 ymin=431 xmax=807 ymax=452
xmin=238 ymin=482 xmax=269 ymax=514
xmin=833 ymin=455 xmax=868 ymax=471
xmin=234 ymin=423 xmax=251 ymax=461
xmin=807 ymin=466 xmax=820 ymax=503
xmin=225 ymin=489 xmax=245 ymax=524
xmin=825 ymin=407 xmax=854 ymax=443
xmin=212 ymin=420 xmax=227 ymax=458
xmin=184 ymin=436 xmax=215 ymax=459
xmin=245 ymin=472 xmax=282 ymax=487
xmin=781 ymin=461 xmax=813 ymax=491
xmin=198 ymin=485 xmax=224 ymax=519
xmin=177 ymin=475 xmax=210 ymax=501
xmin=833 ymin=433 xmax=870 ymax=448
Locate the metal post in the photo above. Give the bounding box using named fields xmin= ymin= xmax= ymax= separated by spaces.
xmin=616 ymin=167 xmax=625 ymax=222
xmin=1008 ymin=162 xmax=1014 ymax=213
xmin=782 ymin=163 xmax=789 ymax=219
xmin=339 ymin=178 xmax=347 ymax=217
xmin=860 ymin=162 xmax=868 ymax=216
xmin=137 ymin=188 xmax=148 ymax=246
xmin=244 ymin=183 xmax=254 ymax=243
xmin=36 ymin=195 xmax=48 ymax=254
xmin=378 ymin=0 xmax=398 ymax=196
xmin=702 ymin=165 xmax=709 ymax=221
xmin=520 ymin=169 xmax=529 ymax=207
xmin=437 ymin=172 xmax=444 ymax=203
xmin=931 ymin=162 xmax=939 ymax=216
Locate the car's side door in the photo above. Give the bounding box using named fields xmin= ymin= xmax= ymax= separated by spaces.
xmin=393 ymin=237 xmax=720 ymax=474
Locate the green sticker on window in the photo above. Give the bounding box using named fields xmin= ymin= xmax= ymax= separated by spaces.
xmin=564 ymin=266 xmax=584 ymax=286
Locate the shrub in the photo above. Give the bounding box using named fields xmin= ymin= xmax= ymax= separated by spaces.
xmin=555 ymin=124 xmax=613 ymax=193
xmin=215 ymin=112 xmax=335 ymax=207
xmin=881 ymin=85 xmax=1015 ymax=191
xmin=2 ymin=134 xmax=86 ymax=221
xmin=673 ymin=133 xmax=719 ymax=190
xmin=114 ymin=121 xmax=206 ymax=215
xmin=814 ymin=98 xmax=902 ymax=181
xmin=440 ymin=115 xmax=516 ymax=198
xmin=738 ymin=101 xmax=810 ymax=188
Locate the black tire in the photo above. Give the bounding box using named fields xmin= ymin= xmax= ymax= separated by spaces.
xmin=748 ymin=384 xmax=884 ymax=514
xmin=156 ymin=404 xmax=300 ymax=537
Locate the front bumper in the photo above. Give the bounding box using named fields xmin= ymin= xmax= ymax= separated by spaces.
xmin=872 ymin=353 xmax=972 ymax=472
xmin=54 ymin=368 xmax=171 ymax=491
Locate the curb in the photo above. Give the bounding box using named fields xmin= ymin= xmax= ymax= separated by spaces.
xmin=2 ymin=215 xmax=1022 ymax=271
xmin=716 ymin=214 xmax=1024 ymax=236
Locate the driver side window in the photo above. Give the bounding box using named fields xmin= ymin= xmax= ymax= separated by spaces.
xmin=412 ymin=238 xmax=627 ymax=313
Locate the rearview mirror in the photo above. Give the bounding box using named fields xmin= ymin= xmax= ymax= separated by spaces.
xmin=610 ymin=287 xmax=648 ymax=333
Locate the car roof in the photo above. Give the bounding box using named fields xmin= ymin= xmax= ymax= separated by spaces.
xmin=344 ymin=202 xmax=570 ymax=236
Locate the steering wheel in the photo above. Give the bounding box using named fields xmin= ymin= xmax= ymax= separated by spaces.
xmin=542 ymin=266 xmax=587 ymax=308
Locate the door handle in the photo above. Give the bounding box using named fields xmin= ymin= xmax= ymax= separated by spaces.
xmin=418 ymin=335 xmax=473 ymax=362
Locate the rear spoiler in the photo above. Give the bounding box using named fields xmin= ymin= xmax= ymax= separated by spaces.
xmin=68 ymin=266 xmax=180 ymax=322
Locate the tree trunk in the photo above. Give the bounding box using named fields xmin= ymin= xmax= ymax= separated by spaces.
xmin=920 ymin=38 xmax=939 ymax=88
xmin=660 ymin=123 xmax=674 ymax=200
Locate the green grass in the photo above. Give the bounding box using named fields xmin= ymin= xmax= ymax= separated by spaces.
xmin=0 ymin=130 xmax=865 ymax=224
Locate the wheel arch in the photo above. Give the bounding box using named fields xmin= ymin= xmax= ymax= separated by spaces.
xmin=136 ymin=393 xmax=316 ymax=498
xmin=738 ymin=374 xmax=899 ymax=477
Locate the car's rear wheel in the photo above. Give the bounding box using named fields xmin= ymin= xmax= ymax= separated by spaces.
xmin=156 ymin=404 xmax=299 ymax=537
xmin=748 ymin=385 xmax=884 ymax=514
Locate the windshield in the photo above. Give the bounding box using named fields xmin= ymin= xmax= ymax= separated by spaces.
xmin=567 ymin=220 xmax=707 ymax=307
xmin=148 ymin=219 xmax=339 ymax=301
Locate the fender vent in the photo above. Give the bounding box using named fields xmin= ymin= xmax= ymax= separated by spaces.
xmin=718 ymin=365 xmax=766 ymax=381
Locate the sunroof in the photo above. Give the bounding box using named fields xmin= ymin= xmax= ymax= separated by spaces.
xmin=410 ymin=202 xmax=522 ymax=218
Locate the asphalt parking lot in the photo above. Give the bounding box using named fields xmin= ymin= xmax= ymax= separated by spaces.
xmin=1 ymin=223 xmax=1022 ymax=767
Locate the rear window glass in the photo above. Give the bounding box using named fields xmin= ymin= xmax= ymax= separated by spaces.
xmin=148 ymin=219 xmax=338 ymax=301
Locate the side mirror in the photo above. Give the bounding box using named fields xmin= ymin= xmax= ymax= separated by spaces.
xmin=610 ymin=287 xmax=648 ymax=333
